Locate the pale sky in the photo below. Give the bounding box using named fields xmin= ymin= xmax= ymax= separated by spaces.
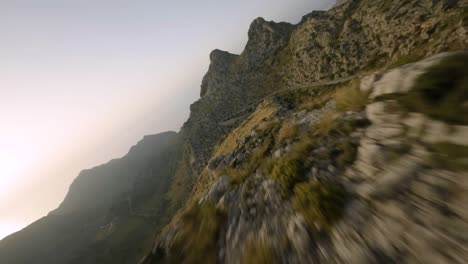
xmin=0 ymin=0 xmax=334 ymax=240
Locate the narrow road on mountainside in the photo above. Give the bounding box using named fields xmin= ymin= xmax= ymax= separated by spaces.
xmin=219 ymin=74 xmax=360 ymax=126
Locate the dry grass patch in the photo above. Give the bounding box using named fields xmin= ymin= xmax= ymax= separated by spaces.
xmin=299 ymin=91 xmax=334 ymax=111
xmin=335 ymin=80 xmax=369 ymax=112
xmin=191 ymin=169 xmax=217 ymax=201
xmin=214 ymin=100 xmax=279 ymax=156
xmin=277 ymin=83 xmax=340 ymax=110
xmin=276 ymin=120 xmax=299 ymax=145
xmin=313 ymin=111 xmax=338 ymax=135
xmin=168 ymin=202 xmax=225 ymax=264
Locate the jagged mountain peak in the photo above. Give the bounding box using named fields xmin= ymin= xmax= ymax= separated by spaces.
xmin=1 ymin=1 xmax=467 ymax=263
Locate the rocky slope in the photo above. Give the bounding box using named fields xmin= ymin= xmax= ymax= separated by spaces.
xmin=0 ymin=0 xmax=466 ymax=263
xmin=182 ymin=0 xmax=467 ymax=178
xmin=147 ymin=51 xmax=468 ymax=263
xmin=144 ymin=0 xmax=468 ymax=263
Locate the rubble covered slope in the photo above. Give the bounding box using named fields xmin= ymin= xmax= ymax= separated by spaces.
xmin=144 ymin=0 xmax=468 ymax=262
xmin=146 ymin=51 xmax=468 ymax=264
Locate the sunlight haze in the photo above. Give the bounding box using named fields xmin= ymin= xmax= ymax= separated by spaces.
xmin=0 ymin=0 xmax=334 ymax=240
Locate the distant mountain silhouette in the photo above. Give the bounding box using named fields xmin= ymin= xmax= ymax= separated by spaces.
xmin=1 ymin=0 xmax=467 ymax=263
xmin=0 ymin=131 xmax=182 ymax=264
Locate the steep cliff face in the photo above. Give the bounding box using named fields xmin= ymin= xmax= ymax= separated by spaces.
xmin=283 ymin=0 xmax=467 ymax=83
xmin=149 ymin=52 xmax=468 ymax=264
xmin=0 ymin=132 xmax=183 ymax=264
xmin=181 ymin=0 xmax=467 ymax=179
xmin=181 ymin=18 xmax=295 ymax=175
xmin=1 ymin=0 xmax=467 ymax=263
xmin=144 ymin=0 xmax=468 ymax=263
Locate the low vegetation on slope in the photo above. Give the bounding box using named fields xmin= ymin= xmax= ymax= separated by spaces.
xmin=145 ymin=78 xmax=372 ymax=263
xmin=212 ymin=79 xmax=369 ymax=211
xmin=293 ymin=180 xmax=348 ymax=231
xmin=372 ymin=53 xmax=468 ymax=172
xmin=241 ymin=240 xmax=278 ymax=264
xmin=167 ymin=202 xmax=225 ymax=264
xmin=398 ymin=53 xmax=468 ymax=125
xmin=5 ymin=1 xmax=466 ymax=263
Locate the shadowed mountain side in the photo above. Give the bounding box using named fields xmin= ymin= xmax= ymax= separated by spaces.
xmin=1 ymin=0 xmax=467 ymax=263
xmin=52 ymin=131 xmax=179 ymax=215
xmin=0 ymin=131 xmax=183 ymax=264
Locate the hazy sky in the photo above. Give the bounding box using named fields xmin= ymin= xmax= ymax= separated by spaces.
xmin=0 ymin=0 xmax=334 ymax=240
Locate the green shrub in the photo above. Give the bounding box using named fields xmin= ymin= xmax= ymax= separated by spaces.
xmin=268 ymin=114 xmax=364 ymax=192
xmin=219 ymin=143 xmax=271 ymax=185
xmin=293 ymin=181 xmax=349 ymax=231
xmin=398 ymin=53 xmax=468 ymax=125
xmin=270 ymin=157 xmax=304 ymax=191
xmin=270 ymin=139 xmax=314 ymax=191
xmin=334 ymin=139 xmax=359 ymax=168
xmin=241 ymin=240 xmax=278 ymax=264
xmin=169 ymin=202 xmax=225 ymax=264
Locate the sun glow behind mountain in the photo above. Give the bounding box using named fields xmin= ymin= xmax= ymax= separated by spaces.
xmin=0 ymin=0 xmax=334 ymax=241
xmin=0 ymin=132 xmax=41 ymax=201
xmin=0 ymin=223 xmax=22 ymax=241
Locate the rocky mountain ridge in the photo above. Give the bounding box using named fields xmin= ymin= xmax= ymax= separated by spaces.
xmin=145 ymin=0 xmax=468 ymax=262
xmin=182 ymin=0 xmax=467 ymax=178
xmin=0 ymin=0 xmax=467 ymax=263
xmin=146 ymin=50 xmax=468 ymax=263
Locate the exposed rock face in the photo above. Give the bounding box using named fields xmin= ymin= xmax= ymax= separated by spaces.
xmin=332 ymin=52 xmax=468 ymax=263
xmin=240 ymin=17 xmax=295 ymax=70
xmin=181 ymin=0 xmax=467 ymax=178
xmin=181 ymin=18 xmax=295 ymax=175
xmin=150 ymin=52 xmax=468 ymax=264
xmin=1 ymin=0 xmax=467 ymax=264
xmin=284 ymin=0 xmax=467 ymax=83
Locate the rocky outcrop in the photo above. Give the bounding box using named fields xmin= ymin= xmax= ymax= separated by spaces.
xmin=181 ymin=18 xmax=295 ymax=176
xmin=331 ymin=52 xmax=468 ymax=263
xmin=1 ymin=1 xmax=467 ymax=264
xmin=239 ymin=17 xmax=295 ymax=70
xmin=181 ymin=0 xmax=467 ymax=179
xmin=143 ymin=1 xmax=467 ymax=262
xmin=284 ymin=0 xmax=467 ymax=84
xmin=149 ymin=51 xmax=468 ymax=264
